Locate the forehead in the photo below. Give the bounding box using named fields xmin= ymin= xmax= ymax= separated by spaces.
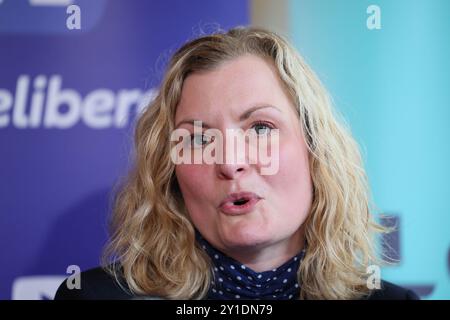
xmin=175 ymin=54 xmax=294 ymax=121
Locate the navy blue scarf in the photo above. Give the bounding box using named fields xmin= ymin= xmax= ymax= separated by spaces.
xmin=196 ymin=232 xmax=306 ymax=300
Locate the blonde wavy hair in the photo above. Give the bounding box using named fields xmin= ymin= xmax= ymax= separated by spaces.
xmin=102 ymin=26 xmax=388 ymax=300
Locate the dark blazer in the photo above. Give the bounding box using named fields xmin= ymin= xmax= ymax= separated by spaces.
xmin=54 ymin=266 xmax=420 ymax=300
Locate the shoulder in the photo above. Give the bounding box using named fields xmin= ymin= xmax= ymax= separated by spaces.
xmin=54 ymin=265 xmax=134 ymax=300
xmin=365 ymin=280 xmax=420 ymax=300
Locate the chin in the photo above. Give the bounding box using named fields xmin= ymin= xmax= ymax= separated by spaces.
xmin=221 ymin=228 xmax=273 ymax=249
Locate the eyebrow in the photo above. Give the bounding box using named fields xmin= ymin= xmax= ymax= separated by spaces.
xmin=175 ymin=105 xmax=281 ymax=128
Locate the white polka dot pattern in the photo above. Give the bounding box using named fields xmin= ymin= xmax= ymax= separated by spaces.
xmin=196 ymin=232 xmax=306 ymax=300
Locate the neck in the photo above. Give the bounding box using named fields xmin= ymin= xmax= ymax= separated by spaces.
xmin=219 ymin=227 xmax=305 ymax=272
xmin=199 ymin=228 xmax=306 ymax=300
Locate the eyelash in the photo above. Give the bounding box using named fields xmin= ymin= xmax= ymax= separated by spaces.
xmin=251 ymin=120 xmax=276 ymax=135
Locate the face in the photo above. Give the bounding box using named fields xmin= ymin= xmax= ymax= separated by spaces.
xmin=174 ymin=54 xmax=313 ymax=263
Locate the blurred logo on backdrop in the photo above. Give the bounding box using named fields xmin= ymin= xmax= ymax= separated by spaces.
xmin=0 ymin=0 xmax=106 ymax=34
xmin=12 ymin=276 xmax=66 ymax=300
xmin=12 ymin=265 xmax=81 ymax=300
xmin=0 ymin=75 xmax=157 ymax=129
xmin=380 ymin=215 xmax=435 ymax=298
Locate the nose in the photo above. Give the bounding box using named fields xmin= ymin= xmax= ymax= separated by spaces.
xmin=217 ymin=161 xmax=249 ymax=180
xmin=216 ymin=132 xmax=250 ymax=180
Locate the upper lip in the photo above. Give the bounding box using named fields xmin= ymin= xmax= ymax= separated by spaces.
xmin=219 ymin=191 xmax=262 ymax=208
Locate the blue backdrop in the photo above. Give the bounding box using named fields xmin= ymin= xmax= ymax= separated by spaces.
xmin=0 ymin=0 xmax=248 ymax=300
xmin=290 ymin=0 xmax=450 ymax=299
xmin=2 ymin=0 xmax=448 ymax=301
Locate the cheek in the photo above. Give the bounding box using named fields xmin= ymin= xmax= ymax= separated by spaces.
xmin=176 ymin=164 xmax=208 ymax=199
xmin=268 ymin=137 xmax=312 ymax=213
xmin=175 ymin=164 xmax=215 ymax=229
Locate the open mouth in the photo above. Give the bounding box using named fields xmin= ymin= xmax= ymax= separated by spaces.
xmin=219 ymin=192 xmax=262 ymax=215
xmin=233 ymin=198 xmax=250 ymax=206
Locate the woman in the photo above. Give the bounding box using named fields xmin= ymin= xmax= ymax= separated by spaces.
xmin=55 ymin=27 xmax=418 ymax=300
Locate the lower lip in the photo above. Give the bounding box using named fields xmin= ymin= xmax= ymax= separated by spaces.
xmin=219 ymin=198 xmax=261 ymax=215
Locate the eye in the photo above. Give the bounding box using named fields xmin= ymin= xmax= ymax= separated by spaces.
xmin=189 ymin=133 xmax=214 ymax=148
xmin=251 ymin=121 xmax=275 ymax=135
